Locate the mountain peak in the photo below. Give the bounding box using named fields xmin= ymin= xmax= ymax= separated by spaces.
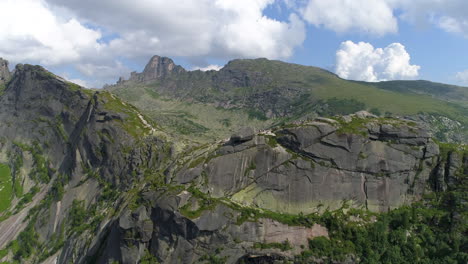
xmin=125 ymin=55 xmax=185 ymax=83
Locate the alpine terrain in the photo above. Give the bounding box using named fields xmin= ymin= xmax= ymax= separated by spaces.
xmin=0 ymin=56 xmax=466 ymax=264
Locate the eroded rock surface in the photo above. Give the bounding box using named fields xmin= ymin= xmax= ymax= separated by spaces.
xmin=176 ymin=117 xmax=441 ymax=213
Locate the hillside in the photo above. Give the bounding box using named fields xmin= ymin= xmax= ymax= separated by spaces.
xmin=0 ymin=60 xmax=465 ymax=264
xmin=106 ymin=56 xmax=468 ymax=143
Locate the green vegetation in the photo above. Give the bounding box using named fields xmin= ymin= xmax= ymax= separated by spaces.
xmin=83 ymin=164 xmax=118 ymax=202
xmin=253 ymin=240 xmax=293 ymax=251
xmin=140 ymin=249 xmax=159 ymax=264
xmin=321 ymin=98 xmax=366 ymax=116
xmin=68 ymin=200 xmax=88 ymax=235
xmin=199 ymin=254 xmax=228 ymax=264
xmin=15 ymin=186 xmax=40 ymax=210
xmin=369 ymin=107 xmax=382 ymax=116
xmin=14 ymin=141 xmax=50 ymax=183
xmin=181 ymin=186 xmax=324 ymax=226
xmin=371 ymin=80 xmax=468 ymax=103
xmin=0 ymin=163 xmax=12 ymax=212
xmin=0 ymin=83 xmax=6 ymax=96
xmin=334 ymin=117 xmax=369 ymax=137
xmin=100 ymin=91 xmax=153 ymax=138
xmin=266 ymin=136 xmax=278 ymax=148
xmin=107 ymin=83 xmax=273 ymax=142
xmin=188 ymin=156 xmax=206 ymax=169
xmin=220 ymin=118 xmax=231 ymax=127
xmin=437 ymin=141 xmax=468 ymax=160
xmin=12 ymin=154 xmax=23 ymax=197
xmin=180 ymin=187 xmax=218 ymax=219
xmin=14 ymin=222 xmax=40 ymax=260
xmin=50 ymin=174 xmax=65 ymax=201
xmin=296 ymin=198 xmax=467 ymax=263
xmin=247 ymin=109 xmax=268 ymax=121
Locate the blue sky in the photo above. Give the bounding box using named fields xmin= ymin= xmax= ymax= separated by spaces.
xmin=1 ymin=0 xmax=468 ymax=88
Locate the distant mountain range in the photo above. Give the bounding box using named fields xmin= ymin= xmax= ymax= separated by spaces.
xmin=106 ymin=55 xmax=468 ymax=143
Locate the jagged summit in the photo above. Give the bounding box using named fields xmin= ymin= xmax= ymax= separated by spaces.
xmin=0 ymin=58 xmax=11 ymax=84
xmin=119 ymin=55 xmax=186 ymax=84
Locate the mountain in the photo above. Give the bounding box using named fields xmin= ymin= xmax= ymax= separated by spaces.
xmin=106 ymin=56 xmax=468 ymax=144
xmin=0 ymin=59 xmax=466 ymax=263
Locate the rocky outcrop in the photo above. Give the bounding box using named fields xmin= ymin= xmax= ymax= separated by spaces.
xmin=126 ymin=55 xmax=186 ymax=82
xmin=229 ymin=127 xmax=256 ymax=144
xmin=90 ymin=190 xmax=328 ymax=264
xmin=0 ymin=58 xmax=11 ymax=84
xmin=175 ymin=116 xmax=441 ymax=213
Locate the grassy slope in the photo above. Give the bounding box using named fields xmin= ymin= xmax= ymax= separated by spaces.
xmin=110 ymin=84 xmax=274 ymax=142
xmin=0 ymin=163 xmax=12 ymax=212
xmin=228 ymin=59 xmax=467 ymax=122
xmin=313 ymin=77 xmax=468 ymax=123
xmin=370 ymin=80 xmax=468 ymax=106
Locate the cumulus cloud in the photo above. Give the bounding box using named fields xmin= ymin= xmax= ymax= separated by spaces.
xmin=390 ymin=0 xmax=468 ymax=37
xmin=44 ymin=0 xmax=305 ymax=60
xmin=192 ymin=65 xmax=223 ymax=72
xmin=0 ymin=0 xmax=103 ymax=66
xmin=437 ymin=16 xmax=468 ymax=37
xmin=301 ymin=0 xmax=397 ymax=35
xmin=335 ymin=41 xmax=420 ymax=82
xmin=299 ymin=0 xmax=468 ymax=38
xmin=455 ymin=70 xmax=468 ymax=84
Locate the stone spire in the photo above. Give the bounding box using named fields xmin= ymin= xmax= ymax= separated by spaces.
xmin=140 ymin=55 xmax=185 ymax=81
xmin=0 ymin=58 xmax=11 ymax=84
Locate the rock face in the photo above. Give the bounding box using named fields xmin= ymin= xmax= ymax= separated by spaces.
xmin=92 ymin=190 xmax=329 ymax=264
xmin=127 ymin=55 xmax=186 ymax=82
xmin=176 ymin=117 xmax=440 ymax=213
xmin=0 ymin=58 xmax=11 ymax=84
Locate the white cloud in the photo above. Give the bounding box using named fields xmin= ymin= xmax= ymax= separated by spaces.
xmin=299 ymin=0 xmax=468 ymax=38
xmin=192 ymin=65 xmax=223 ymax=72
xmin=389 ymin=0 xmax=468 ymax=37
xmin=455 ymin=69 xmax=468 ymax=84
xmin=45 ymin=0 xmax=306 ymax=60
xmin=437 ymin=16 xmax=468 ymax=37
xmin=335 ymin=41 xmax=420 ymax=82
xmin=0 ymin=0 xmax=103 ymax=66
xmin=301 ymin=0 xmax=397 ymax=35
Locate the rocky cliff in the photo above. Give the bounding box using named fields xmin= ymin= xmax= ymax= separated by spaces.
xmin=89 ymin=114 xmax=466 ymax=264
xmin=0 ymin=62 xmax=466 ymax=264
xmin=0 ymin=63 xmax=169 ymax=263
